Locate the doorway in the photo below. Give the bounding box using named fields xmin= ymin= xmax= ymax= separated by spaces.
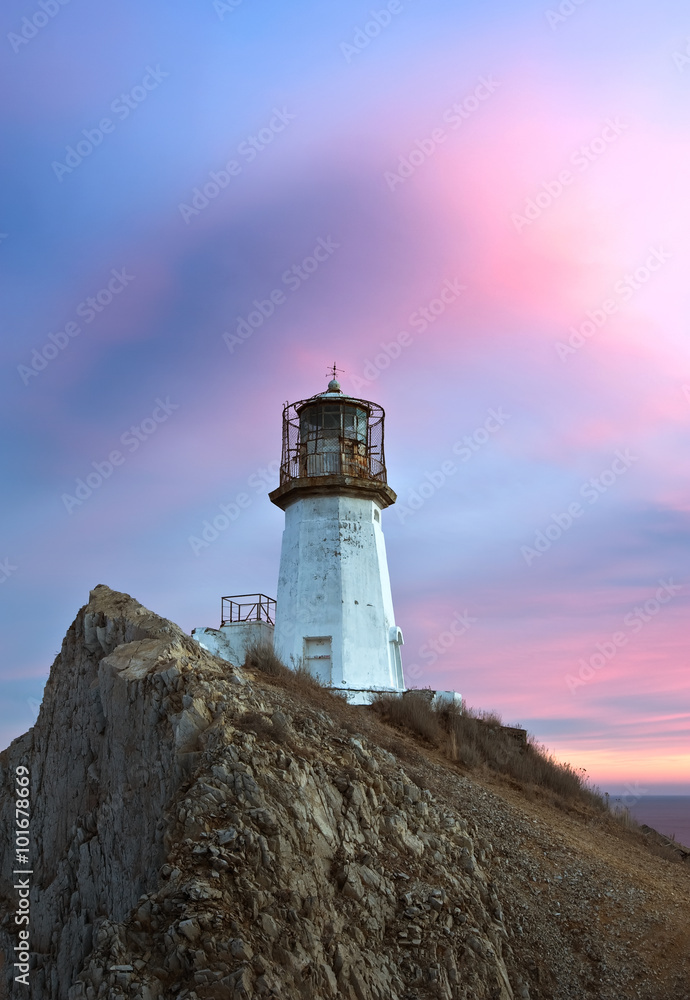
xmin=303 ymin=635 xmax=332 ymax=683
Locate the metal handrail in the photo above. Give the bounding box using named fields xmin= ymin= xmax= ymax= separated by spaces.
xmin=221 ymin=594 xmax=276 ymax=627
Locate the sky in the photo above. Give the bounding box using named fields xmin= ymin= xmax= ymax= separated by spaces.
xmin=1 ymin=0 xmax=689 ymax=795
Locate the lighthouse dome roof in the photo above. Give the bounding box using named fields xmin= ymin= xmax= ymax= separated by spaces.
xmin=308 ymin=376 xmax=371 ymax=407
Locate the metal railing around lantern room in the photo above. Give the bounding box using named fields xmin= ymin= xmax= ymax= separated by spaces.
xmin=278 ymin=395 xmax=388 ymax=486
xmin=221 ymin=594 xmax=276 ymax=627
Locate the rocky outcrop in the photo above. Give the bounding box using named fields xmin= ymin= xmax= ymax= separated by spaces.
xmin=0 ymin=587 xmax=234 ymax=999
xmin=1 ymin=586 xmax=688 ymax=1000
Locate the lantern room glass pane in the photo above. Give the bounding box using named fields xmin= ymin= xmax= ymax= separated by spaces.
xmin=342 ymin=406 xmax=367 ymax=442
xmin=300 ymin=404 xmax=367 ymax=440
xmin=322 ymin=406 xmax=341 ymax=435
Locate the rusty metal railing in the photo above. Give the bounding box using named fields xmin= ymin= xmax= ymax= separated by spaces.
xmin=221 ymin=594 xmax=276 ymax=627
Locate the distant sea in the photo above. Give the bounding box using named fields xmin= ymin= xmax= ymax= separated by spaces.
xmin=610 ymin=796 xmax=690 ymax=849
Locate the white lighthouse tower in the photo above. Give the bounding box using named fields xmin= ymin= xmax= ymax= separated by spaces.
xmin=269 ymin=373 xmax=405 ymax=702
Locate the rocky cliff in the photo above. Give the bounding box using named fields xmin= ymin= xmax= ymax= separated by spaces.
xmin=1 ymin=586 xmax=688 ymax=1000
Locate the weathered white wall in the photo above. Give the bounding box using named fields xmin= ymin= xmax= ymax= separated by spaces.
xmin=273 ymin=494 xmax=404 ymax=695
xmin=192 ymin=621 xmax=274 ymax=666
xmin=433 ymin=691 xmax=463 ymax=709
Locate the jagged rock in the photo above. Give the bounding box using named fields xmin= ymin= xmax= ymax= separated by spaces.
xmin=1 ymin=585 xmax=688 ymax=999
xmin=178 ymin=919 xmax=201 ymax=943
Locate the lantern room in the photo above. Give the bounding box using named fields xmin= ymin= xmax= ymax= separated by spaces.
xmin=269 ymin=378 xmax=396 ymax=512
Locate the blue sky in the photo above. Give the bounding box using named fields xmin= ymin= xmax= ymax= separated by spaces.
xmin=2 ymin=0 xmax=689 ymax=792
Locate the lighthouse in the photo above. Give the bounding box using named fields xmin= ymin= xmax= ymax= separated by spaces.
xmin=269 ymin=373 xmax=405 ymax=702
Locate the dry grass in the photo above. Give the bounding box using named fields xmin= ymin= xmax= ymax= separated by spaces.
xmin=369 ymin=691 xmax=444 ymax=744
xmin=371 ymin=694 xmax=605 ymax=810
xmin=242 ymin=641 xmax=353 ymax=718
xmin=243 ymin=640 xmax=292 ymax=679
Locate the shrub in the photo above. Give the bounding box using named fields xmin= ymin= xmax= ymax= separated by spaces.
xmin=370 ymin=693 xmax=444 ymax=744
xmin=243 ymin=640 xmax=291 ymax=679
xmin=292 ymin=664 xmax=328 ymax=693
